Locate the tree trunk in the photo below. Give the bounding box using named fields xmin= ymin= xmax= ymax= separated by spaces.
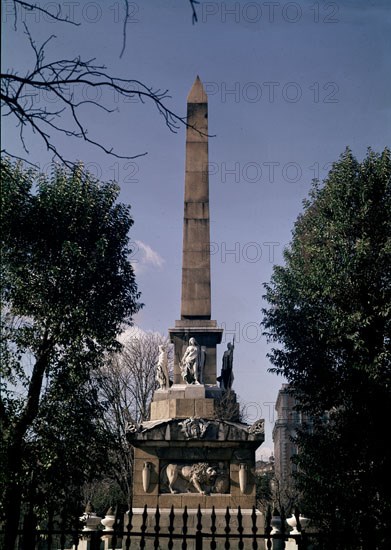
xmin=3 ymin=444 xmax=23 ymax=550
xmin=3 ymin=335 xmax=52 ymax=549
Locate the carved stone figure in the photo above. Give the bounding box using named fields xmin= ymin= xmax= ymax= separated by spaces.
xmin=248 ymin=418 xmax=265 ymax=435
xmin=217 ymin=341 xmax=234 ymax=390
xmin=211 ymin=462 xmax=230 ymax=494
xmin=156 ymin=344 xmax=169 ymax=389
xmin=126 ymin=420 xmax=139 ymax=434
xmin=179 ymin=417 xmax=209 ymax=439
xmin=180 ymin=337 xmax=205 ymax=384
xmin=161 ymin=463 xmax=218 ymax=495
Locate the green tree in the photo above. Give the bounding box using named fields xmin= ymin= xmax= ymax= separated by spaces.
xmin=262 ymin=148 xmax=391 ymax=548
xmin=0 ymin=159 xmax=141 ymax=548
xmin=256 ymin=470 xmax=273 ymax=512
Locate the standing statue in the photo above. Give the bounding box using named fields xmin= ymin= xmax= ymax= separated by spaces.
xmin=180 ymin=337 xmax=204 ymax=384
xmin=218 ymin=340 xmax=234 ymax=390
xmin=156 ymin=345 xmax=170 ymax=389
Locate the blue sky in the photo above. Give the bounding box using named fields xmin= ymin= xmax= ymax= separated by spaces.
xmin=2 ymin=0 xmax=390 ymax=455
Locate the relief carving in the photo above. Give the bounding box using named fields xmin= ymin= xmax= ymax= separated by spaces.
xmin=125 ymin=420 xmax=139 ymax=434
xmin=160 ymin=462 xmax=229 ymax=495
xmin=179 ymin=417 xmax=209 ymax=439
xmin=248 ymin=418 xmax=264 ymax=435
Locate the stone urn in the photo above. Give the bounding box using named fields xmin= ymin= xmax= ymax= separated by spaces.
xmin=142 ymin=461 xmax=152 ymax=492
xmin=239 ymin=463 xmax=248 ymax=494
xmin=80 ymin=502 xmax=102 ymax=532
xmin=101 ymin=507 xmax=115 ymax=532
xmin=271 ymin=512 xmax=282 ymax=535
xmin=286 ymin=513 xmax=299 ymax=535
xmin=298 ymin=515 xmax=310 ymax=530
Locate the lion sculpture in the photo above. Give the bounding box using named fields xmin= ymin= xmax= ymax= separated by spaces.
xmin=161 ymin=463 xmax=217 ymax=495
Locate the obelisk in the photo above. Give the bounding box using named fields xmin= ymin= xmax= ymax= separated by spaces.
xmin=181 ymin=76 xmax=211 ymax=320
xmin=169 ymin=76 xmax=223 ymax=385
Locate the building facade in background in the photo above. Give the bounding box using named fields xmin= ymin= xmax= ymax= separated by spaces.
xmin=273 ymin=384 xmax=303 ymax=484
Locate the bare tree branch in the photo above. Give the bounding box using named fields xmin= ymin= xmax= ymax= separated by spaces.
xmin=0 ymin=151 xmax=40 ymax=168
xmin=3 ymin=1 xmax=207 ymax=167
xmin=119 ymin=0 xmax=130 ymax=59
xmin=13 ymin=0 xmax=80 ymax=28
xmin=0 ymin=25 xmax=213 ymax=167
xmin=189 ymin=0 xmax=200 ymax=24
xmin=1 ymin=45 xmax=204 ymax=167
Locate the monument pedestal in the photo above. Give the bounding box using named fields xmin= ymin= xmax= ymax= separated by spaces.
xmin=128 ymin=412 xmax=264 ymax=548
xmin=129 ymin=413 xmax=264 ymax=509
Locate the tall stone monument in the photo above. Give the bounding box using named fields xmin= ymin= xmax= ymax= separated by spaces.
xmin=128 ymin=77 xmax=264 ymax=518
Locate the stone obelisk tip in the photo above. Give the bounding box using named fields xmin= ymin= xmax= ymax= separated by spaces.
xmin=187 ymin=75 xmax=208 ymax=103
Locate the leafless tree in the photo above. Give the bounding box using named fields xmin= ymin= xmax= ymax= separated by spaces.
xmin=105 ymin=330 xmax=173 ymax=423
xmin=213 ymin=389 xmax=244 ymax=422
xmin=1 ymin=1 xmax=203 ymax=167
xmin=270 ymin=475 xmax=300 ymax=515
xmin=96 ymin=330 xmax=173 ymax=506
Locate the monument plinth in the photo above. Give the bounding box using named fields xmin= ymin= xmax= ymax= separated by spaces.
xmin=128 ymin=77 xmax=264 ymax=524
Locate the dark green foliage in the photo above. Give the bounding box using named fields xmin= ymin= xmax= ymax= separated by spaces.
xmin=256 ymin=471 xmax=273 ymax=512
xmin=262 ymin=148 xmax=391 ymax=547
xmin=1 ymin=161 xmax=140 ymax=352
xmin=0 ymin=159 xmax=142 ymax=546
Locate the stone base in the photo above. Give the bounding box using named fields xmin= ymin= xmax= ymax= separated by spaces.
xmin=129 ymin=418 xmax=264 ymax=513
xmin=123 ymin=507 xmax=265 ymax=550
xmin=150 ymin=384 xmax=223 ymax=421
xmin=150 ymin=397 xmax=216 ymax=421
xmin=132 ymin=492 xmax=256 ymax=510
